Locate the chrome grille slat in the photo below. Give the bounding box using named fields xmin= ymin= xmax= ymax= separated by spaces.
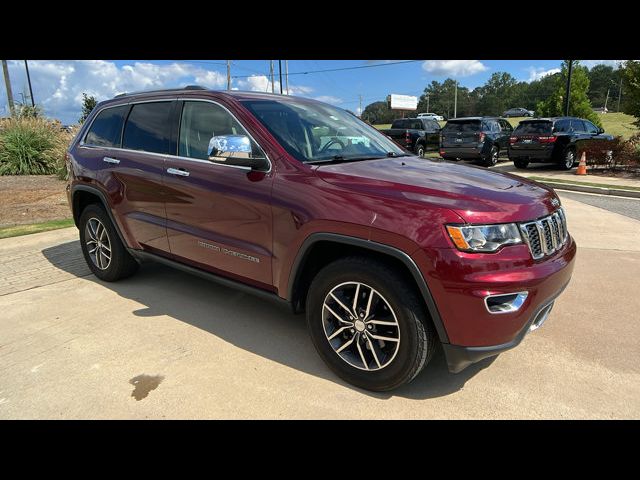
xmin=519 ymin=207 xmax=568 ymax=260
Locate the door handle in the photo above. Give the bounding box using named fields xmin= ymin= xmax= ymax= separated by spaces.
xmin=103 ymin=156 xmax=120 ymax=164
xmin=167 ymin=167 xmax=190 ymax=177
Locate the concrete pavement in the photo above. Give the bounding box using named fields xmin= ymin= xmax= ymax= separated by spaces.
xmin=1 ymin=194 xmax=639 ymax=419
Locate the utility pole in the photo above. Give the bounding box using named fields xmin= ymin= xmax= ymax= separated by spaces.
xmin=617 ymin=74 xmax=623 ymax=112
xmin=24 ymin=60 xmax=34 ymax=106
xmin=604 ymin=88 xmax=610 ymax=111
xmin=269 ymin=60 xmax=275 ymax=94
xmin=563 ymin=60 xmax=573 ymax=116
xmin=285 ymin=60 xmax=289 ymax=95
xmin=358 ymin=94 xmax=362 ymax=117
xmin=426 ymin=94 xmax=430 ymax=113
xmin=226 ymin=60 xmax=231 ymax=91
xmin=453 ymin=81 xmax=458 ymax=119
xmin=2 ymin=60 xmax=15 ymax=116
xmin=278 ymin=60 xmax=283 ymax=95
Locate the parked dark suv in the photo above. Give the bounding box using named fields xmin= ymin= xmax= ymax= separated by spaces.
xmin=380 ymin=117 xmax=441 ymax=156
xmin=66 ymin=87 xmax=576 ymax=391
xmin=439 ymin=117 xmax=514 ymax=167
xmin=508 ymin=117 xmax=613 ymax=170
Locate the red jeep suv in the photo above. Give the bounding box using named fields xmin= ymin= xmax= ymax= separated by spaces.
xmin=66 ymin=87 xmax=576 ymax=391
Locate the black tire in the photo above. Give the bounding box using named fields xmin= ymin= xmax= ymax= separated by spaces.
xmin=79 ymin=203 xmax=139 ymax=282
xmin=483 ymin=145 xmax=499 ymax=167
xmin=415 ymin=143 xmax=425 ymax=158
xmin=306 ymin=256 xmax=437 ymax=391
xmin=560 ymin=148 xmax=575 ymax=170
xmin=514 ymin=159 xmax=529 ymax=169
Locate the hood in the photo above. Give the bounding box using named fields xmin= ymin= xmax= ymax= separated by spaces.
xmin=314 ymin=156 xmax=560 ymax=224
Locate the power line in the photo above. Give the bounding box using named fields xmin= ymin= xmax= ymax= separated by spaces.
xmin=230 ymin=60 xmax=423 ymax=79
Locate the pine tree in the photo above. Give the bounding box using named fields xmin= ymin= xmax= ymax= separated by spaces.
xmin=79 ymin=93 xmax=98 ymax=124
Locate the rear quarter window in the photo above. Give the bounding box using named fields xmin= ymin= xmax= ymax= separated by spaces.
xmin=122 ymin=101 xmax=174 ymax=154
xmin=84 ymin=105 xmax=129 ymax=147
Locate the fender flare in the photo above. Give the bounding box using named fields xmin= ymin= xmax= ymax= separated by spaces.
xmin=71 ymin=184 xmax=129 ymax=248
xmin=287 ymin=233 xmax=450 ymax=343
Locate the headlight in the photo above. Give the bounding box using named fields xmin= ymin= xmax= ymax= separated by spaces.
xmin=446 ymin=223 xmax=522 ymax=252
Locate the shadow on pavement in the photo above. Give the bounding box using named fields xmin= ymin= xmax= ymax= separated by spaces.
xmin=42 ymin=240 xmax=493 ymax=400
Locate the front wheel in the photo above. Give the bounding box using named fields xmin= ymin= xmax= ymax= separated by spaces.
xmin=560 ymin=148 xmax=575 ymax=170
xmin=306 ymin=257 xmax=437 ymax=391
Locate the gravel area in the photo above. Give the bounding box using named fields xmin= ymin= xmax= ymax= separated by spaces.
xmin=0 ymin=175 xmax=71 ymax=227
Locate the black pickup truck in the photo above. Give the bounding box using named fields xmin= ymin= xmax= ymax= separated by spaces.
xmin=380 ymin=117 xmax=441 ymax=157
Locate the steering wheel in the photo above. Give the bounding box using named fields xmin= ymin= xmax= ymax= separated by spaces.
xmin=319 ymin=137 xmax=346 ymax=154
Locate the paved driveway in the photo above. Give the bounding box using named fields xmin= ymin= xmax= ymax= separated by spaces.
xmin=1 ymin=194 xmax=639 ymax=419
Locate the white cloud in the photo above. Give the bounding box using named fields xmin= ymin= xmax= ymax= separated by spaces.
xmin=527 ymin=67 xmax=561 ymax=82
xmin=236 ymin=74 xmax=313 ymax=96
xmin=581 ymin=60 xmax=624 ymax=68
xmin=0 ymin=60 xmax=227 ymax=124
xmin=313 ymin=95 xmax=343 ymax=105
xmin=422 ymin=60 xmax=487 ymax=77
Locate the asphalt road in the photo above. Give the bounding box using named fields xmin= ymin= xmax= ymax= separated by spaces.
xmin=1 ymin=194 xmax=639 ymax=419
xmin=556 ymin=190 xmax=640 ymax=222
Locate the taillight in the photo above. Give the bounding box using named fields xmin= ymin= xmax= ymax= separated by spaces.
xmin=538 ymin=136 xmax=557 ymax=143
xmin=509 ymin=136 xmax=518 ymax=144
xmin=405 ymin=130 xmax=411 ymax=144
xmin=478 ymin=132 xmax=486 ymax=142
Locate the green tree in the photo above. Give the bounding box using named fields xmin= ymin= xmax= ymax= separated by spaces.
xmin=417 ymin=79 xmax=474 ymax=118
xmin=79 ymin=93 xmax=97 ymax=123
xmin=622 ymin=60 xmax=640 ymax=126
xmin=587 ymin=64 xmax=622 ymax=110
xmin=475 ymin=72 xmax=518 ymax=116
xmin=361 ymin=101 xmax=395 ymax=124
xmin=536 ymin=61 xmax=601 ymax=126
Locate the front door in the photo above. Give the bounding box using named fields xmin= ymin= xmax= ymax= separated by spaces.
xmin=163 ymin=100 xmax=274 ymax=288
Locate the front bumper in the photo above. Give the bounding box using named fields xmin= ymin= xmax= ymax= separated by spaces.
xmin=442 ymin=282 xmax=566 ymax=373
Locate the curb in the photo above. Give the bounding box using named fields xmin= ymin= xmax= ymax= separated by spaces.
xmin=536 ymin=180 xmax=640 ymax=199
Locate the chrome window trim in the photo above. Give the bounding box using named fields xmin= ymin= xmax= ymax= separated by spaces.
xmin=78 ymin=96 xmax=272 ymax=174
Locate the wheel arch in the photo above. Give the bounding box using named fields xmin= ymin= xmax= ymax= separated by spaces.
xmin=287 ymin=233 xmax=450 ymax=343
xmin=72 ymin=185 xmax=129 ymax=248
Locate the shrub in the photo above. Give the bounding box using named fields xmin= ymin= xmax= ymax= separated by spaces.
xmin=0 ymin=117 xmax=74 ymax=176
xmin=577 ymin=134 xmax=640 ymax=174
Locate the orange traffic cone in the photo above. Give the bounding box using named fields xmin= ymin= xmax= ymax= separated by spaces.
xmin=576 ymin=152 xmax=587 ymax=175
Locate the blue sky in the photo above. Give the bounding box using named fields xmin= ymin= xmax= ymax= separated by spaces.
xmin=0 ymin=60 xmax=622 ymax=124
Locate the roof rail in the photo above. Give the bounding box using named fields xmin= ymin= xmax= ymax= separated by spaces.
xmin=114 ymin=85 xmax=207 ymax=98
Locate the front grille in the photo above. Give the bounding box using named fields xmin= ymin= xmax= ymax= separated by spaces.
xmin=519 ymin=208 xmax=568 ymax=260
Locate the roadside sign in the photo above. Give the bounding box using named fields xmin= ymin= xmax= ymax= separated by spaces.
xmin=387 ymin=94 xmax=418 ymax=111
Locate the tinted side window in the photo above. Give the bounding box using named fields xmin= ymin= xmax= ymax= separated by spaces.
xmin=178 ymin=101 xmax=266 ymax=161
xmin=554 ymin=119 xmax=570 ymax=132
xmin=571 ymin=119 xmax=586 ymax=133
xmin=500 ymin=120 xmax=513 ymax=132
xmin=584 ymin=120 xmax=599 ymax=134
xmin=122 ymin=102 xmax=174 ymax=154
xmin=428 ymin=120 xmax=440 ymax=130
xmin=84 ymin=105 xmax=128 ymax=147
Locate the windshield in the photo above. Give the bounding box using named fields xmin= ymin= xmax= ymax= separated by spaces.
xmin=514 ymin=121 xmax=552 ymax=135
xmin=442 ymin=120 xmax=481 ymax=132
xmin=241 ymin=98 xmax=406 ymax=163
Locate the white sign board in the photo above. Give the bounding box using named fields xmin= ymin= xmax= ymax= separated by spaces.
xmin=388 ymin=94 xmax=418 ymax=111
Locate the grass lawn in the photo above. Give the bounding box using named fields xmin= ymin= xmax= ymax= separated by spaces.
xmin=0 ymin=218 xmax=75 ymax=239
xmin=374 ymin=113 xmax=638 ymax=139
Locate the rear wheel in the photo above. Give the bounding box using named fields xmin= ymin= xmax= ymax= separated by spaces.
xmin=483 ymin=145 xmax=499 ymax=167
xmin=560 ymin=148 xmax=575 ymax=170
xmin=415 ymin=144 xmax=425 ymax=158
xmin=306 ymin=257 xmax=437 ymax=391
xmin=514 ymin=159 xmax=529 ymax=169
xmin=79 ymin=204 xmax=139 ymax=282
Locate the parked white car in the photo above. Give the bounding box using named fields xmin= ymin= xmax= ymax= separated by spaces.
xmin=417 ymin=112 xmax=444 ymax=121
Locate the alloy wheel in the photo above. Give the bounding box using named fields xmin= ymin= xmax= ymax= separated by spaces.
xmin=322 ymin=281 xmax=400 ymax=371
xmin=85 ymin=217 xmax=112 ymax=270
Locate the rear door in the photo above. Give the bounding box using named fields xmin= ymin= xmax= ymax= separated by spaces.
xmin=497 ymin=119 xmax=513 ymax=152
xmin=441 ymin=120 xmax=481 ymax=148
xmin=98 ymin=100 xmax=175 ymax=253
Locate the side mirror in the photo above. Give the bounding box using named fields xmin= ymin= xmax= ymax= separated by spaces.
xmin=208 ymin=135 xmax=252 ymax=158
xmin=207 ymin=135 xmax=266 ymax=170
xmin=597 ymin=127 xmax=605 ymax=134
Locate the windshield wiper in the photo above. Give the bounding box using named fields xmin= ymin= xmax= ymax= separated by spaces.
xmin=307 ymin=155 xmax=386 ymax=165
